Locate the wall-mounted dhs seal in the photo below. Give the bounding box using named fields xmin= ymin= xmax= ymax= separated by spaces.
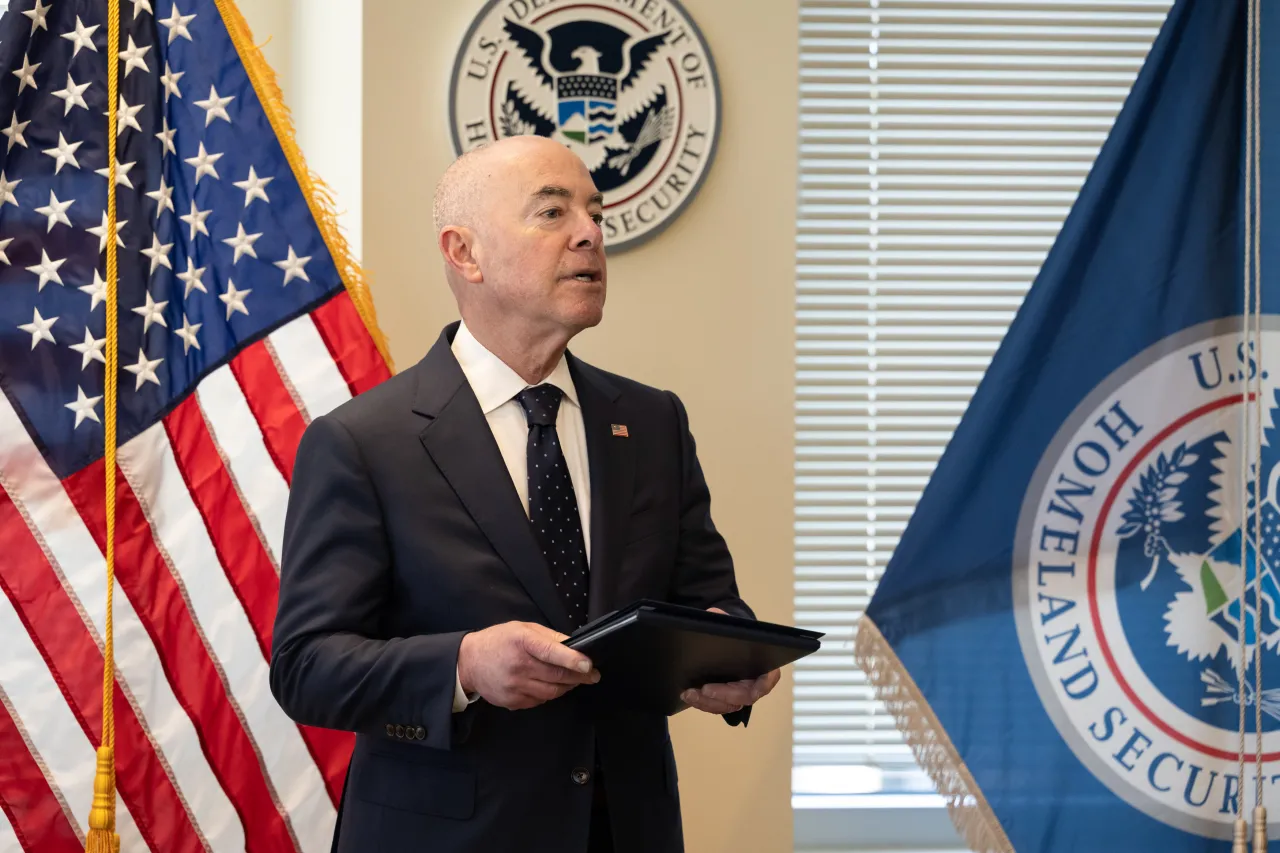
xmin=449 ymin=0 xmax=721 ymax=252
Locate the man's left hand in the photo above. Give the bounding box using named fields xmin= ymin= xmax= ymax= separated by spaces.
xmin=679 ymin=607 xmax=782 ymax=715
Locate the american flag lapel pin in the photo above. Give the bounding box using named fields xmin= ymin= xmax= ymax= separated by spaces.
xmin=611 ymin=424 xmax=630 ymax=438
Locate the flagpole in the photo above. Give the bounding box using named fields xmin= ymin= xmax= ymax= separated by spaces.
xmin=1237 ymin=1 xmax=1266 ymax=850
xmin=85 ymin=0 xmax=121 ymax=851
xmin=1249 ymin=0 xmax=1267 ymax=847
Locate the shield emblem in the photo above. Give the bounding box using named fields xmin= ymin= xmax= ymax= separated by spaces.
xmin=1207 ymin=526 xmax=1280 ymax=646
xmin=558 ymin=98 xmax=616 ymax=144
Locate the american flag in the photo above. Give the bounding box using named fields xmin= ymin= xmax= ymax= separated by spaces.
xmin=0 ymin=1 xmax=392 ymax=851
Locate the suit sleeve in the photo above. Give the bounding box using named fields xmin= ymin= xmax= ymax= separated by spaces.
xmin=270 ymin=414 xmax=473 ymax=750
xmin=665 ymin=391 xmax=756 ymax=728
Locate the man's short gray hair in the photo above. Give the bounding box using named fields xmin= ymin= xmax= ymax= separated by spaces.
xmin=432 ymin=143 xmax=492 ymax=234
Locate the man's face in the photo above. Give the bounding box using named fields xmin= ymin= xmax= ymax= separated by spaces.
xmin=473 ymin=143 xmax=607 ymax=336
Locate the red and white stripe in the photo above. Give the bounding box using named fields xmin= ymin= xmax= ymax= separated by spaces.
xmin=0 ymin=292 xmax=391 ymax=852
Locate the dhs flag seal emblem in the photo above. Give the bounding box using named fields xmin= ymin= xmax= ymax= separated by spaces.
xmin=449 ymin=0 xmax=720 ymax=251
xmin=851 ymin=1 xmax=1280 ymax=850
xmin=1014 ymin=320 xmax=1280 ymax=839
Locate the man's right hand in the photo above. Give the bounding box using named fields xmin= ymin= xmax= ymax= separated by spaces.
xmin=457 ymin=622 xmax=600 ymax=710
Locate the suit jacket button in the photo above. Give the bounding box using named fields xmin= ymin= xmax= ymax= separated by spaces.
xmin=385 ymin=724 xmax=395 ymax=737
xmin=571 ymin=768 xmax=591 ymax=785
xmin=415 ymin=726 xmax=426 ymax=740
xmin=394 ymin=725 xmax=405 ymax=739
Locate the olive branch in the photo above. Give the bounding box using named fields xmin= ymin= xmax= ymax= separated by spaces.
xmin=499 ymin=100 xmax=537 ymax=138
xmin=1117 ymin=443 xmax=1198 ymax=590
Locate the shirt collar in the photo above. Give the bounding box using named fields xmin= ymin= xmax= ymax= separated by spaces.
xmin=451 ymin=320 xmax=580 ymax=415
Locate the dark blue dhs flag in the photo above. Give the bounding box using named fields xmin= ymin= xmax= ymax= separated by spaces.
xmin=853 ymin=0 xmax=1280 ymax=850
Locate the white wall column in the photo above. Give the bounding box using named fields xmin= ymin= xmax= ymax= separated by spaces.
xmin=288 ymin=0 xmax=363 ymax=261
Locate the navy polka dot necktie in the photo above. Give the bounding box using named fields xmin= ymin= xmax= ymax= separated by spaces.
xmin=515 ymin=385 xmax=589 ymax=629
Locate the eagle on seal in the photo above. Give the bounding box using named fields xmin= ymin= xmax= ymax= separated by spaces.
xmin=502 ymin=17 xmax=674 ymax=175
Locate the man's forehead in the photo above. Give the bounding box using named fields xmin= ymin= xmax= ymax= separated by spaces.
xmin=517 ymin=164 xmax=603 ymax=204
xmin=526 ymin=183 xmax=605 ymax=205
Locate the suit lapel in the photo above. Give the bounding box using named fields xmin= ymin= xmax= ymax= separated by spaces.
xmin=413 ymin=326 xmax=572 ymax=633
xmin=569 ymin=355 xmax=634 ymax=622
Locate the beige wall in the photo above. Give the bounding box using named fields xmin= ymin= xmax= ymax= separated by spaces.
xmin=251 ymin=0 xmax=799 ymax=847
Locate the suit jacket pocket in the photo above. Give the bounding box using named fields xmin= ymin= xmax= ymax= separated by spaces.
xmin=354 ymin=751 xmax=476 ymax=819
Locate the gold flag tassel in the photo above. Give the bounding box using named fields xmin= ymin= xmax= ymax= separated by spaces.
xmin=213 ymin=0 xmax=394 ymax=372
xmin=1234 ymin=817 xmax=1250 ymax=853
xmin=85 ymin=746 xmax=117 ymax=853
xmin=85 ymin=0 xmax=122 ymax=850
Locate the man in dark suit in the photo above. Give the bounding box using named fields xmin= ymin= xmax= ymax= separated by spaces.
xmin=269 ymin=135 xmax=780 ymax=853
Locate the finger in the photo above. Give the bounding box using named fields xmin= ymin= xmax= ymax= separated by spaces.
xmin=522 ymin=630 xmax=594 ymax=674
xmin=755 ymin=670 xmax=781 ymax=696
xmin=680 ymin=690 xmax=742 ymax=715
xmin=521 ymin=658 xmax=600 ymax=685
xmin=528 ymin=682 xmax=580 ymax=706
xmin=515 ymin=680 xmax=567 ymax=704
xmin=702 ymin=679 xmax=751 ymax=690
xmin=707 ymin=607 xmax=728 ymax=615
xmin=698 ymin=684 xmax=756 ymax=706
xmin=497 ymin=690 xmax=539 ymax=711
xmin=525 ymin=623 xmax=571 ymax=644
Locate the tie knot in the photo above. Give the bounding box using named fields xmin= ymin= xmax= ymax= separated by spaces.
xmin=515 ymin=384 xmax=563 ymax=426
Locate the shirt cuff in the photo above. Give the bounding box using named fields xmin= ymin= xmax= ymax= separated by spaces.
xmin=453 ymin=666 xmax=478 ymax=713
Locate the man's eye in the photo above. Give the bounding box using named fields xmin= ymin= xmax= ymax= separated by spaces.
xmin=542 ymin=208 xmax=561 ymax=219
xmin=591 ymin=213 xmax=604 ymax=225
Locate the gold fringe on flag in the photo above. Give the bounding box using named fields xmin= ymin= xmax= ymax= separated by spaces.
xmin=213 ymin=0 xmax=395 ymax=372
xmin=86 ymin=0 xmax=122 ymax=848
xmin=853 ymin=616 xmax=1016 ymax=853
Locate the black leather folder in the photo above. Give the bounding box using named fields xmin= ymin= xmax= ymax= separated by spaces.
xmin=563 ymin=599 xmax=824 ymax=715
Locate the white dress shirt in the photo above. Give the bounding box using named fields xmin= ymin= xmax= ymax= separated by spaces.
xmin=449 ymin=321 xmax=593 ymax=711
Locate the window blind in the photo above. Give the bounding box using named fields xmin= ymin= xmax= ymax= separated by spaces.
xmin=792 ymin=0 xmax=1173 ymax=798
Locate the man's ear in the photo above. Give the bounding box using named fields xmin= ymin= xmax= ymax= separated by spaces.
xmin=440 ymin=226 xmax=484 ymax=284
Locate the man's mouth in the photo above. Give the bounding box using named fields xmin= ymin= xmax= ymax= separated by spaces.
xmin=568 ymin=271 xmax=602 ymax=283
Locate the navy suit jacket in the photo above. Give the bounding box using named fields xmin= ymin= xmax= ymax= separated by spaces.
xmin=270 ymin=323 xmax=754 ymax=853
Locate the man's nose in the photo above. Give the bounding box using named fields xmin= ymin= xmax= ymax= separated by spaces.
xmin=573 ymin=212 xmax=602 ymax=250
